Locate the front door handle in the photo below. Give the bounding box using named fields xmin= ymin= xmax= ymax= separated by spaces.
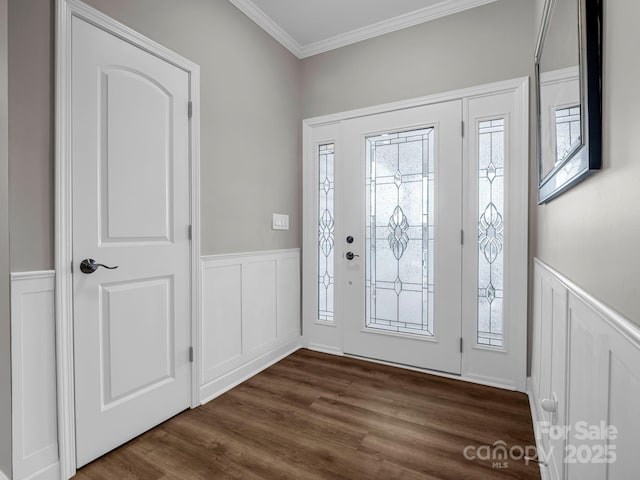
xmin=345 ymin=252 xmax=360 ymax=261
xmin=80 ymin=258 xmax=119 ymax=274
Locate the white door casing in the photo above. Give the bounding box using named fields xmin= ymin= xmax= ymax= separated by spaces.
xmin=340 ymin=102 xmax=463 ymax=373
xmin=56 ymin=0 xmax=201 ymax=476
xmin=302 ymin=78 xmax=528 ymax=391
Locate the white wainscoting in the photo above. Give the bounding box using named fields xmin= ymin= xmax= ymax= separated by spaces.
xmin=199 ymin=249 xmax=302 ymax=403
xmin=530 ymin=259 xmax=640 ymax=480
xmin=10 ymin=271 xmax=60 ymax=480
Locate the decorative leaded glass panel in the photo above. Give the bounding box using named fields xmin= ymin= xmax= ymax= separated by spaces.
xmin=555 ymin=105 xmax=581 ymax=163
xmin=365 ymin=128 xmax=434 ymax=336
xmin=318 ymin=143 xmax=335 ymax=321
xmin=477 ymin=119 xmax=505 ymax=347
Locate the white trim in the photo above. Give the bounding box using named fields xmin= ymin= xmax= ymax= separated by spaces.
xmin=55 ymin=1 xmax=201 ymax=477
xmin=540 ymin=65 xmax=580 ymax=87
xmin=313 ymin=321 xmax=337 ymax=328
xmin=307 ymin=343 xmax=344 ymax=357
xmin=534 ymin=258 xmax=640 ymax=349
xmin=20 ymin=463 xmax=60 ymax=480
xmin=527 ymin=378 xmax=552 ymax=480
xmin=299 ymin=0 xmax=500 ymax=58
xmin=200 ymin=248 xmax=300 ymax=263
xmin=227 ymin=0 xmax=301 ymax=57
xmin=228 ymin=0 xmax=499 ymax=59
xmin=200 ymin=340 xmax=301 ymax=405
xmin=189 ymin=48 xmax=203 ymax=413
xmin=10 ymin=270 xmax=55 ymax=282
xmin=304 ymin=76 xmax=530 ymax=127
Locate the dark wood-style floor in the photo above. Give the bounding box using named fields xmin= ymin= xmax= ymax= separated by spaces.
xmin=75 ymin=349 xmax=541 ymax=479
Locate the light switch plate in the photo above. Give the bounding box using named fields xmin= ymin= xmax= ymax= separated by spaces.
xmin=272 ymin=213 xmax=289 ymax=230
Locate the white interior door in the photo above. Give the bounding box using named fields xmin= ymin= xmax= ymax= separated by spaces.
xmin=340 ymin=101 xmax=463 ymax=373
xmin=72 ymin=17 xmax=191 ymax=466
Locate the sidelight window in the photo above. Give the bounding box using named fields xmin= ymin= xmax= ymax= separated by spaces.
xmin=477 ymin=119 xmax=505 ymax=347
xmin=318 ymin=143 xmax=335 ymax=321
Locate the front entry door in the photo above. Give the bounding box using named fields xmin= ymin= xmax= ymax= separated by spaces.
xmin=306 ymin=84 xmax=528 ymax=389
xmin=340 ymin=101 xmax=463 ymax=373
xmin=71 ymin=17 xmax=191 ymax=466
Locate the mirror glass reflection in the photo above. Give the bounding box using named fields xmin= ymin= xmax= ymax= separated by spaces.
xmin=538 ymin=0 xmax=581 ymax=180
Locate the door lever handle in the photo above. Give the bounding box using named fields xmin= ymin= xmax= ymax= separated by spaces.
xmin=345 ymin=252 xmax=360 ymax=261
xmin=80 ymin=258 xmax=119 ymax=274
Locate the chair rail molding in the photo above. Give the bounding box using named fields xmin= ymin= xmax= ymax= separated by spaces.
xmin=529 ymin=258 xmax=640 ymax=480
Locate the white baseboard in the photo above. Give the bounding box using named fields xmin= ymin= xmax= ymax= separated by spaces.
xmin=22 ymin=463 xmax=60 ymax=480
xmin=306 ymin=343 xmax=343 ymax=356
xmin=200 ymin=338 xmax=301 ymax=405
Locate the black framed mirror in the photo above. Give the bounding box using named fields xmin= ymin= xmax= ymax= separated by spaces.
xmin=536 ymin=0 xmax=602 ymax=203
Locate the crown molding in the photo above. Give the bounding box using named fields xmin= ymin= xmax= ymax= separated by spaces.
xmin=227 ymin=0 xmax=303 ymax=57
xmin=228 ymin=0 xmax=499 ymax=59
xmin=299 ymin=0 xmax=499 ymax=58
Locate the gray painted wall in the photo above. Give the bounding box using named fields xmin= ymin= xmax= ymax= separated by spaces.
xmin=301 ymin=0 xmax=534 ymax=118
xmin=0 ymin=0 xmax=12 ymax=475
xmin=8 ymin=0 xmax=302 ymax=271
xmin=535 ymin=0 xmax=640 ymax=326
xmin=8 ymin=0 xmax=54 ymax=272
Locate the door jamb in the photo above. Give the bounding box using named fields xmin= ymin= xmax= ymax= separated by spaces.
xmin=55 ymin=1 xmax=201 ymax=477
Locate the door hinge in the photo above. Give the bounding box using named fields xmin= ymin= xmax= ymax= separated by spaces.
xmin=461 ymin=120 xmax=465 ymax=137
xmin=189 ymin=346 xmax=194 ymax=363
xmin=461 ymin=229 xmax=464 ymax=245
xmin=460 ymin=337 xmax=463 ymax=353
xmin=188 ymin=225 xmax=192 ymax=240
xmin=188 ymin=101 xmax=193 ymax=119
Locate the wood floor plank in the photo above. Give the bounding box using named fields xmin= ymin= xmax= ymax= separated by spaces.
xmin=74 ymin=349 xmax=541 ymax=480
